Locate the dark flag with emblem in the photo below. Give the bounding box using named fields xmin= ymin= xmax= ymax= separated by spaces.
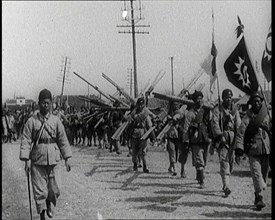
xmin=261 ymin=25 xmax=272 ymax=82
xmin=224 ymin=35 xmax=259 ymax=95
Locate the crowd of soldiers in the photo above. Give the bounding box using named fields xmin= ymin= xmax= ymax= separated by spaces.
xmin=51 ymin=89 xmax=270 ymax=210
xmin=3 ymin=86 xmax=272 ymax=216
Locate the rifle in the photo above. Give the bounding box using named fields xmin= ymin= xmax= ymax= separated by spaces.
xmin=153 ymin=92 xmax=214 ymax=110
xmin=73 ymin=71 xmax=114 ymax=103
xmin=102 ymin=73 xmax=135 ymax=104
xmin=78 ymin=95 xmax=111 ymax=107
xmin=141 ymin=126 xmax=156 ymax=141
xmin=111 ymin=108 xmax=137 ymax=141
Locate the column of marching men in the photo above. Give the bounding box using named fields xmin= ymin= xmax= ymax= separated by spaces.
xmin=47 ymin=89 xmax=270 ymax=211
xmin=3 ymin=87 xmax=271 ymax=215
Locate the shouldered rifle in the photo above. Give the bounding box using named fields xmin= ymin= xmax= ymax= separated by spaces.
xmin=111 ymin=108 xmax=137 ymax=141
xmin=141 ymin=126 xmax=156 ymax=141
xmin=102 ymin=73 xmax=135 ymax=104
xmin=155 ymin=110 xmax=183 ymax=141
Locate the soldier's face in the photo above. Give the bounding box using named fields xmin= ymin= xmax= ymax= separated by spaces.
xmin=251 ymin=97 xmax=262 ymax=113
xmin=223 ymin=95 xmax=232 ymax=107
xmin=194 ymin=96 xmax=203 ymax=107
xmin=39 ymin=98 xmax=52 ymax=115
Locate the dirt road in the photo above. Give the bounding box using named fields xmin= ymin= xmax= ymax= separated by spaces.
xmin=2 ymin=141 xmax=272 ymax=220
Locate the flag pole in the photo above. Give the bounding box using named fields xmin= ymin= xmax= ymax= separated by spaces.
xmin=212 ymin=8 xmax=223 ymax=132
xmin=242 ymin=29 xmax=271 ymax=120
xmin=254 ymin=61 xmax=271 ymax=120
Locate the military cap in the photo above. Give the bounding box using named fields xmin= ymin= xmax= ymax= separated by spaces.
xmin=222 ymin=89 xmax=233 ymax=99
xmin=136 ymin=97 xmax=145 ymax=106
xmin=188 ymin=90 xmax=203 ymax=101
xmin=38 ymin=89 xmax=52 ymax=101
xmin=248 ymin=91 xmax=263 ymax=103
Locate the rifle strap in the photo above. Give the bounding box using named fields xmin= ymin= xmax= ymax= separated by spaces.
xmin=193 ymin=108 xmax=204 ymax=124
xmin=31 ymin=119 xmax=46 ymax=151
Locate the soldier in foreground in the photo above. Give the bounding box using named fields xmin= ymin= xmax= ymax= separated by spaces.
xmin=19 ymin=89 xmax=72 ymax=220
xmin=182 ymin=90 xmax=212 ymax=188
xmin=211 ymin=89 xmax=241 ymax=196
xmin=235 ymin=92 xmax=271 ymax=210
xmin=129 ymin=97 xmax=152 ymax=173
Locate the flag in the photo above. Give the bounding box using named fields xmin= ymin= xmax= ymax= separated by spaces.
xmin=200 ymin=54 xmax=212 ymax=75
xmin=261 ymin=25 xmax=272 ymax=82
xmin=224 ymin=35 xmax=259 ymax=95
xmin=200 ymin=54 xmax=216 ymax=92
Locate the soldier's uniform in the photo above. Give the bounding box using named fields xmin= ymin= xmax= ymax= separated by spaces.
xmin=109 ymin=103 xmax=124 ymax=154
xmin=130 ymin=97 xmax=152 ymax=173
xmin=235 ymin=92 xmax=271 ymax=210
xmin=19 ymin=89 xmax=72 ymax=219
xmin=182 ymin=91 xmax=212 ymax=188
xmin=166 ymin=102 xmax=186 ymax=176
xmin=211 ymin=89 xmax=241 ymax=196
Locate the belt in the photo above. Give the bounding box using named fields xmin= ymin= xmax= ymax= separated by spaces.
xmin=38 ymin=138 xmax=56 ymax=144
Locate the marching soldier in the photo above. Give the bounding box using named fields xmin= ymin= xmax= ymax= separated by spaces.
xmin=211 ymin=89 xmax=241 ymax=196
xmin=166 ymin=102 xmax=185 ymax=176
xmin=109 ymin=101 xmax=124 ymax=154
xmin=129 ymin=97 xmax=152 ymax=173
xmin=182 ymin=90 xmax=212 ymax=188
xmin=19 ymin=89 xmax=72 ymax=220
xmin=235 ymin=92 xmax=271 ymax=210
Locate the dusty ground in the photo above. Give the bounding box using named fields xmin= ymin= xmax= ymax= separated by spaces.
xmin=2 ymin=140 xmax=272 ymax=220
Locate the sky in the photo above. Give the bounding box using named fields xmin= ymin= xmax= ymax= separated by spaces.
xmin=2 ymin=0 xmax=271 ymax=104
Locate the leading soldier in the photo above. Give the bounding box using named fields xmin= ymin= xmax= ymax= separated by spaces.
xmin=211 ymin=89 xmax=241 ymax=196
xmin=19 ymin=89 xmax=72 ymax=220
xmin=129 ymin=97 xmax=152 ymax=173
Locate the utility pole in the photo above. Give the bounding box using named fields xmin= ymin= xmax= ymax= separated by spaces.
xmin=169 ymin=56 xmax=174 ymax=95
xmin=57 ymin=56 xmax=71 ymax=107
xmin=117 ymin=0 xmax=149 ymax=98
xmin=127 ymin=68 xmax=133 ymax=97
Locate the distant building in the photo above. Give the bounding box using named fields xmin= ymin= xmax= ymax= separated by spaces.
xmin=4 ymin=96 xmax=36 ymax=111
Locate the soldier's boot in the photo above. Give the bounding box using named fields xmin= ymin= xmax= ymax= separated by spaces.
xmin=198 ymin=169 xmax=205 ymax=189
xmin=142 ymin=161 xmax=149 ymax=173
xmin=143 ymin=165 xmax=149 ymax=173
xmin=196 ymin=170 xmax=199 ymax=183
xmin=254 ymin=192 xmax=265 ymax=210
xmin=180 ymin=165 xmax=186 ymax=178
xmin=171 ymin=164 xmax=177 ymax=176
xmin=168 ymin=165 xmax=173 ymax=173
xmin=133 ymin=163 xmax=138 ymax=171
xmin=40 ymin=210 xmax=46 ymax=220
xmin=222 ymin=186 xmax=231 ymax=197
xmin=46 ymin=199 xmax=53 ymax=218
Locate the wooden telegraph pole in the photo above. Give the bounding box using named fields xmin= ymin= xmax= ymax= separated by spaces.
xmin=117 ymin=0 xmax=149 ymax=98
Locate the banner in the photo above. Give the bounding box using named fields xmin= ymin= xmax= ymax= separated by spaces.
xmin=261 ymin=25 xmax=272 ymax=82
xmin=224 ymin=35 xmax=259 ymax=95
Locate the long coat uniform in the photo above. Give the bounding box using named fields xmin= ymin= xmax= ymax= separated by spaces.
xmin=129 ymin=107 xmax=152 ymax=168
xmin=166 ymin=107 xmax=186 ymax=171
xmin=182 ymin=106 xmax=212 ymax=168
xmin=109 ymin=110 xmax=124 ymax=152
xmin=211 ymin=103 xmax=241 ymax=189
xmin=235 ymin=108 xmax=271 ymax=193
xmin=19 ymin=111 xmax=72 ymax=214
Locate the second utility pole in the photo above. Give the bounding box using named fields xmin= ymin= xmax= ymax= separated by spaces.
xmin=169 ymin=56 xmax=174 ymax=96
